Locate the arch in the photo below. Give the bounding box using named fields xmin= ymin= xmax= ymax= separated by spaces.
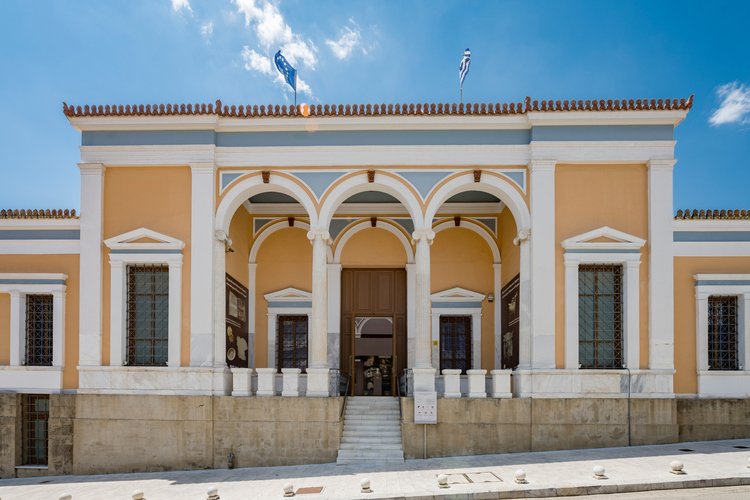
xmin=249 ymin=219 xmax=333 ymax=263
xmin=424 ymin=171 xmax=531 ymax=233
xmin=216 ymin=173 xmax=318 ymax=235
xmin=333 ymin=219 xmax=414 ymax=264
xmin=432 ymin=219 xmax=501 ymax=263
xmin=318 ymin=171 xmax=424 ymax=232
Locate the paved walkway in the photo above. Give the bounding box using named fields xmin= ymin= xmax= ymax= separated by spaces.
xmin=1 ymin=439 xmax=750 ymax=500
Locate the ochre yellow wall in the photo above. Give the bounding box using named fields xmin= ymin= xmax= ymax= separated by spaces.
xmin=499 ymin=207 xmax=520 ymax=287
xmin=254 ymin=227 xmax=312 ymax=368
xmin=0 ymin=255 xmax=80 ymax=389
xmin=339 ymin=227 xmax=408 ymax=267
xmin=102 ymin=167 xmax=192 ymax=366
xmin=674 ymin=256 xmax=750 ymax=394
xmin=0 ymin=293 xmax=9 ymax=365
xmin=226 ymin=208 xmax=251 ymax=288
xmin=555 ymin=164 xmax=650 ymax=369
xmin=431 ymin=227 xmax=496 ymax=370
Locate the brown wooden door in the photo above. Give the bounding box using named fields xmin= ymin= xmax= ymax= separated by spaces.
xmin=341 ymin=268 xmax=407 ymax=396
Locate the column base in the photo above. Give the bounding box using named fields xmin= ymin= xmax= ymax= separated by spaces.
xmin=512 ymin=369 xmax=675 ymax=398
xmin=306 ymin=367 xmax=330 ymax=397
xmin=412 ymin=366 xmax=436 ymax=393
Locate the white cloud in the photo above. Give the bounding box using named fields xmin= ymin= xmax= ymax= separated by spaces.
xmin=171 ymin=0 xmax=192 ymax=14
xmin=232 ymin=0 xmax=317 ymax=69
xmin=201 ymin=21 xmax=214 ymax=41
xmin=325 ymin=19 xmax=362 ymax=59
xmin=709 ymin=82 xmax=750 ymax=126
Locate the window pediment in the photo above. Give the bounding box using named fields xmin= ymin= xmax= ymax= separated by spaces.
xmin=430 ymin=287 xmax=486 ymax=302
xmin=264 ymin=287 xmax=313 ymax=302
xmin=104 ymin=227 xmax=185 ymax=252
xmin=561 ymin=226 xmax=645 ymax=252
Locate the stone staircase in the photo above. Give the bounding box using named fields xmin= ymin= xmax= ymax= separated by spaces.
xmin=336 ymin=396 xmax=405 ymax=465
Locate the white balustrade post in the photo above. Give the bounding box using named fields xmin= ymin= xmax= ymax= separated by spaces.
xmin=442 ymin=369 xmax=461 ymax=398
xmin=282 ymin=368 xmax=301 ymax=397
xmin=412 ymin=229 xmax=436 ymax=392
xmin=490 ymin=369 xmax=512 ymax=398
xmin=467 ymin=369 xmax=487 ymax=398
xmin=78 ymin=163 xmax=105 ymax=368
xmin=256 ymin=367 xmax=276 ymax=396
xmin=306 ymin=229 xmax=331 ymax=397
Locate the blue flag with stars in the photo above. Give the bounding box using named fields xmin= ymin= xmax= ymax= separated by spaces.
xmin=274 ymin=51 xmax=296 ymax=91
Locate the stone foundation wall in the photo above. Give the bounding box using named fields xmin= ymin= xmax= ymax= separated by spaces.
xmin=401 ymin=398 xmax=749 ymax=460
xmin=0 ymin=394 xmax=343 ymax=478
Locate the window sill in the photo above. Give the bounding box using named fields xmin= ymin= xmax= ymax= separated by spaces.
xmin=15 ymin=465 xmax=48 ymax=470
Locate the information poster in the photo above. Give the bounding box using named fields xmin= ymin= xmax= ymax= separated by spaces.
xmin=414 ymin=391 xmax=437 ymax=424
xmin=225 ymin=274 xmax=249 ymax=368
xmin=501 ymin=273 xmax=520 ymax=370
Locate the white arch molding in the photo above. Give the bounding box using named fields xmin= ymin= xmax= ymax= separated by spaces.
xmin=432 ymin=219 xmax=501 ymax=263
xmin=332 ymin=219 xmax=415 ymax=264
xmin=424 ymin=171 xmax=531 ymax=232
xmin=216 ymin=173 xmax=319 ymax=234
xmin=249 ymin=219 xmax=333 ymax=264
xmin=318 ymin=172 xmax=424 ymax=232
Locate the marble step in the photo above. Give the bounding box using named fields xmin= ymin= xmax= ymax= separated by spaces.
xmin=336 ymin=450 xmax=404 ymax=460
xmin=339 ymin=442 xmax=403 ymax=450
xmin=343 ymin=424 xmax=401 ymax=432
xmin=341 ymin=436 xmax=402 ymax=443
xmin=341 ymin=431 xmax=401 ymax=439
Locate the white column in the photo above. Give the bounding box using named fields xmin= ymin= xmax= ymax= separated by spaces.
xmin=472 ymin=312 xmax=482 ymax=370
xmin=109 ymin=262 xmax=126 ymax=366
xmin=189 ymin=162 xmax=217 ymax=367
xmin=406 ymin=263 xmax=417 ymax=368
xmin=247 ymin=263 xmax=257 ymax=368
xmin=412 ymin=229 xmax=436 ymax=392
xmin=695 ymin=292 xmax=709 ymax=372
xmin=647 ymin=159 xmax=676 ymax=370
xmin=78 ymin=163 xmax=105 ymax=367
xmin=267 ymin=313 xmax=277 ymax=370
xmin=493 ymin=263 xmax=502 ymax=369
xmin=212 ymin=230 xmax=232 ymax=395
xmin=306 ymin=229 xmax=331 ymax=397
xmin=742 ymin=294 xmax=750 ymax=370
xmin=327 ymin=263 xmax=342 ymax=370
xmin=529 ymin=160 xmax=556 ymax=369
xmin=623 ymin=261 xmax=641 ymax=369
xmin=9 ymin=292 xmax=25 ymax=366
xmin=167 ymin=261 xmax=183 ymax=367
xmin=564 ymin=260 xmax=579 ymax=369
xmin=517 ymin=230 xmax=532 ymax=370
xmin=51 ymin=291 xmax=66 ymax=369
xmin=430 ymin=312 xmax=440 ymax=371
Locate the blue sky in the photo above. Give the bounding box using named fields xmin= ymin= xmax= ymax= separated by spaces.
xmin=1 ymin=0 xmax=748 ymax=212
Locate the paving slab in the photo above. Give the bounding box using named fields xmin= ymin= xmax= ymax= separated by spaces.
xmin=1 ymin=438 xmax=750 ymax=499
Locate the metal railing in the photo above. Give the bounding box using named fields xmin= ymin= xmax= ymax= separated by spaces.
xmin=339 ymin=371 xmax=351 ymax=421
xmin=397 ymin=368 xmax=409 ymax=422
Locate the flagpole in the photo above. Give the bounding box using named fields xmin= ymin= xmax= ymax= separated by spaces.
xmin=295 ymin=73 xmax=297 ymax=108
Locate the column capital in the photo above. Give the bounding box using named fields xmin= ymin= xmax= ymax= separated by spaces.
xmin=215 ymin=229 xmax=232 ymax=245
xmin=513 ymin=228 xmax=531 ymax=245
xmin=411 ymin=229 xmax=435 ymax=245
xmin=646 ymin=159 xmax=677 ymax=171
xmin=307 ymin=229 xmax=332 ymax=245
xmin=78 ymin=163 xmax=106 ymax=175
xmin=189 ymin=162 xmax=217 ymax=174
xmin=528 ymin=159 xmax=557 ymax=172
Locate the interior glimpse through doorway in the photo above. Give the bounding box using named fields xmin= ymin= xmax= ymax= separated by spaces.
xmin=340 ymin=269 xmax=407 ymax=396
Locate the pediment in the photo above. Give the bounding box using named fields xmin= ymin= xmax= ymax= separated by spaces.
xmin=430 ymin=287 xmax=486 ymax=302
xmin=264 ymin=287 xmax=313 ymax=301
xmin=104 ymin=227 xmax=185 ymax=251
xmin=561 ymin=226 xmax=645 ymax=251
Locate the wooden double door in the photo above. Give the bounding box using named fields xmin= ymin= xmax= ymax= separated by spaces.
xmin=341 ymin=269 xmax=407 ymax=396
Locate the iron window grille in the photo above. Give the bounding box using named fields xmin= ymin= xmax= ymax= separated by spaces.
xmin=708 ymin=296 xmax=738 ymax=371
xmin=578 ymin=264 xmax=623 ymax=369
xmin=278 ymin=315 xmax=308 ymax=373
xmin=22 ymin=394 xmax=49 ymax=466
xmin=127 ymin=264 xmax=169 ymax=366
xmin=25 ymin=295 xmax=53 ymax=366
xmin=440 ymin=315 xmax=472 ymax=374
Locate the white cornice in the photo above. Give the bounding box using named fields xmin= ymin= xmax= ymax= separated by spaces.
xmin=244 ymin=202 xmax=506 ymax=216
xmin=68 ymin=108 xmax=689 ymax=133
xmin=0 ymin=219 xmax=80 ymax=230
xmin=674 ymin=220 xmax=750 ymax=231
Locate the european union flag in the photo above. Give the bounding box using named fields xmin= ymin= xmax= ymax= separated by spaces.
xmin=274 ymin=51 xmax=296 ymax=91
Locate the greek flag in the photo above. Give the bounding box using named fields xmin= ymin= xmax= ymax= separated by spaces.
xmin=274 ymin=50 xmax=297 ymax=91
xmin=459 ymin=49 xmax=470 ymax=89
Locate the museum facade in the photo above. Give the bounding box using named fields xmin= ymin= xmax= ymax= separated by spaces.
xmin=2 ymin=96 xmax=750 ymax=476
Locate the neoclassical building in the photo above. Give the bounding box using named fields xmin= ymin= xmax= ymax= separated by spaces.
xmin=2 ymin=96 xmax=750 ymax=476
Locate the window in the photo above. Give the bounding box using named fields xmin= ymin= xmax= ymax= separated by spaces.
xmin=278 ymin=315 xmax=308 ymax=372
xmin=440 ymin=316 xmax=472 ymax=373
xmin=127 ymin=264 xmax=169 ymax=366
xmin=708 ymin=296 xmax=738 ymax=371
xmin=26 ymin=295 xmax=54 ymax=366
xmin=22 ymin=394 xmax=49 ymax=466
xmin=578 ymin=264 xmax=623 ymax=369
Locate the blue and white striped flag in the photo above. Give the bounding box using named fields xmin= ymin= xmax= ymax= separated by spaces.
xmin=459 ymin=49 xmax=471 ymax=89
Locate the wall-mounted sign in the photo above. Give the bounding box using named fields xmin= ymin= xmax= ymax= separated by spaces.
xmin=414 ymin=391 xmax=437 ymax=424
xmin=226 ymin=274 xmax=249 ymax=368
xmin=501 ymin=273 xmax=520 ymax=370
